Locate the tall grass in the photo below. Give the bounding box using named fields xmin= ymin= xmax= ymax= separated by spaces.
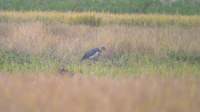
xmin=1 ymin=11 xmax=200 ymax=26
xmin=0 ymin=22 xmax=200 ymax=76
xmin=0 ymin=74 xmax=199 ymax=112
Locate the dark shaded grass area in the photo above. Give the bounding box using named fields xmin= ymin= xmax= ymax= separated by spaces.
xmin=1 ymin=0 xmax=200 ymax=15
xmin=0 ymin=49 xmax=58 ymax=73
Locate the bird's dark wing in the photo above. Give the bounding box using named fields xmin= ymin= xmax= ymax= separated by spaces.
xmin=81 ymin=48 xmax=100 ymax=61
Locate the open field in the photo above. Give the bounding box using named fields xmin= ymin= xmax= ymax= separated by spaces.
xmin=0 ymin=74 xmax=199 ymax=112
xmin=0 ymin=11 xmax=200 ymax=111
xmin=1 ymin=0 xmax=200 ymax=15
xmin=0 ymin=19 xmax=200 ymax=76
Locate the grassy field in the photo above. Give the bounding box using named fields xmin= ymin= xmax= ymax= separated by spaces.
xmin=0 ymin=11 xmax=200 ymax=111
xmin=0 ymin=74 xmax=199 ymax=112
xmin=1 ymin=0 xmax=200 ymax=15
xmin=0 ymin=16 xmax=200 ymax=76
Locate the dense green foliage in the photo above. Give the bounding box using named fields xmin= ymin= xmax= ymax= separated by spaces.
xmin=1 ymin=0 xmax=200 ymax=15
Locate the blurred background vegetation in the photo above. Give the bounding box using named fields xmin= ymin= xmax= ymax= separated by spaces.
xmin=1 ymin=0 xmax=200 ymax=15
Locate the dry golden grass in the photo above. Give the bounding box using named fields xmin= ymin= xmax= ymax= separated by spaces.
xmin=0 ymin=74 xmax=199 ymax=112
xmin=1 ymin=22 xmax=200 ymax=75
xmin=0 ymin=22 xmax=200 ymax=59
xmin=1 ymin=11 xmax=200 ymax=26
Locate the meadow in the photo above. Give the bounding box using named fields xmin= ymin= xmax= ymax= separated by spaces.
xmin=0 ymin=12 xmax=200 ymax=76
xmin=0 ymin=11 xmax=200 ymax=111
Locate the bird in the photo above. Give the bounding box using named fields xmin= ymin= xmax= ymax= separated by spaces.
xmin=81 ymin=47 xmax=106 ymax=62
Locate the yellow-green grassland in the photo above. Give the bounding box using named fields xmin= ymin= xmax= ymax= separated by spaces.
xmin=0 ymin=11 xmax=200 ymax=112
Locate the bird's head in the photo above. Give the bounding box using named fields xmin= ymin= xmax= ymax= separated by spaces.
xmin=100 ymin=46 xmax=106 ymax=51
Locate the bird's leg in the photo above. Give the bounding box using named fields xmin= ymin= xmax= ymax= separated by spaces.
xmin=92 ymin=59 xmax=96 ymax=64
xmin=92 ymin=59 xmax=97 ymax=64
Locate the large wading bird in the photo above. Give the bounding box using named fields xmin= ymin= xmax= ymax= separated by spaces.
xmin=81 ymin=47 xmax=106 ymax=62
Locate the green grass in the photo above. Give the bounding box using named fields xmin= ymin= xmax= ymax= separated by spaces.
xmin=1 ymin=48 xmax=200 ymax=77
xmin=0 ymin=49 xmax=58 ymax=73
xmin=1 ymin=0 xmax=200 ymax=15
xmin=67 ymin=53 xmax=200 ymax=77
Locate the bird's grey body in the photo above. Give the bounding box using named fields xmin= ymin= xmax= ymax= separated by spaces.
xmin=81 ymin=47 xmax=105 ymax=62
